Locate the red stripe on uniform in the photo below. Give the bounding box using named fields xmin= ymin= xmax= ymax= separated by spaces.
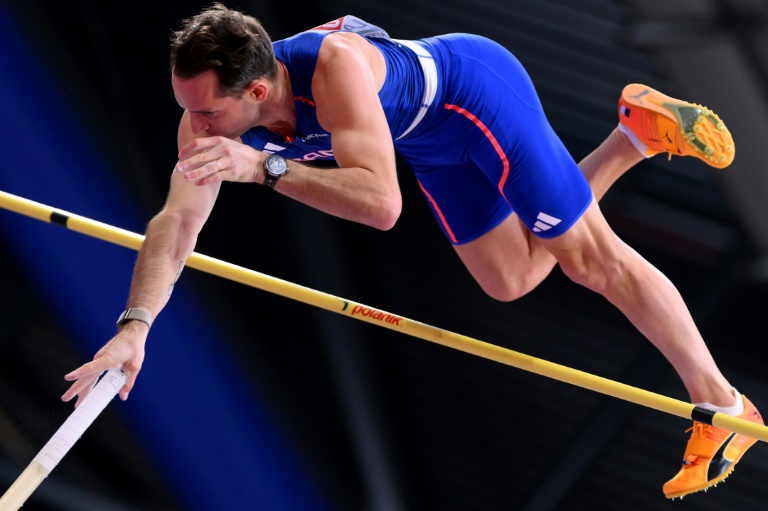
xmin=294 ymin=96 xmax=316 ymax=107
xmin=417 ymin=180 xmax=459 ymax=244
xmin=444 ymin=103 xmax=510 ymax=198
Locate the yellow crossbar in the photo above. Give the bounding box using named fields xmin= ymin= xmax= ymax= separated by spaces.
xmin=1 ymin=189 xmax=765 ymax=441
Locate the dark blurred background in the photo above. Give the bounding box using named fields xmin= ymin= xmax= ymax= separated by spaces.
xmin=2 ymin=0 xmax=768 ymax=510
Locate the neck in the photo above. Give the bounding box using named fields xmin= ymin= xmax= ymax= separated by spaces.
xmin=261 ymin=61 xmax=296 ymax=138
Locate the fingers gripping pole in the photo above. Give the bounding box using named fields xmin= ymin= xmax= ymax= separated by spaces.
xmin=1 ymin=191 xmax=767 ymax=442
xmin=0 ymin=370 xmax=126 ymax=511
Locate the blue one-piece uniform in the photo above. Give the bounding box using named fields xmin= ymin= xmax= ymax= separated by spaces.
xmin=240 ymin=16 xmax=592 ymax=244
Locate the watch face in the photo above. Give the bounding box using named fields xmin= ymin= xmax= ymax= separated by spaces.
xmin=265 ymin=155 xmax=288 ymax=176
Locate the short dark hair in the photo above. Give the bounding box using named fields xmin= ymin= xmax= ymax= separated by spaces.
xmin=170 ymin=3 xmax=278 ymax=97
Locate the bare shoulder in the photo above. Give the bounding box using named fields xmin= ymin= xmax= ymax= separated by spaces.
xmin=318 ymin=31 xmax=373 ymax=57
xmin=313 ymin=33 xmax=386 ymax=130
xmin=315 ymin=32 xmax=385 ymax=85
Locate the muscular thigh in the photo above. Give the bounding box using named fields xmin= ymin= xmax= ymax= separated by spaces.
xmin=454 ymin=56 xmax=592 ymax=240
xmin=413 ymin=158 xmax=557 ymax=299
xmin=397 ymin=34 xmax=595 ymax=295
xmin=413 ymin=159 xmax=512 ymax=244
xmin=537 ymin=197 xmax=625 ymax=284
xmin=453 ymin=212 xmax=553 ymax=295
xmin=400 ymin=34 xmax=592 ymax=244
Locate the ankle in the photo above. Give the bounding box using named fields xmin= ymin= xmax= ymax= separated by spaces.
xmin=616 ymin=123 xmax=651 ymax=158
xmin=694 ymin=388 xmax=744 ymax=416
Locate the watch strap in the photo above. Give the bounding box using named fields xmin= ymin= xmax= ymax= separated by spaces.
xmin=263 ymin=174 xmax=280 ymax=188
xmin=116 ymin=307 xmax=153 ymax=329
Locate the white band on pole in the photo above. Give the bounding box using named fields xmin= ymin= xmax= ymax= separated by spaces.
xmin=0 ymin=370 xmax=126 ymax=511
xmin=33 ymin=370 xmax=126 ymax=472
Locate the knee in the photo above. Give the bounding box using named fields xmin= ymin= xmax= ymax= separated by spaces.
xmin=479 ymin=272 xmax=539 ymax=302
xmin=557 ymin=251 xmax=627 ymax=295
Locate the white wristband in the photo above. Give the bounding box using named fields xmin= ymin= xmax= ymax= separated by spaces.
xmin=116 ymin=307 xmax=153 ymax=329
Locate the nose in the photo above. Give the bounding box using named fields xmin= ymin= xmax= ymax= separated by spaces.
xmin=189 ymin=113 xmax=209 ymax=134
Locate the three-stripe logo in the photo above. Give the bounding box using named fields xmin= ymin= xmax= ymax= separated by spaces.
xmin=263 ymin=142 xmax=286 ymax=155
xmin=533 ymin=212 xmax=562 ymax=233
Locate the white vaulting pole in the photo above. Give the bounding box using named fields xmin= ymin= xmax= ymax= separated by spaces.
xmin=0 ymin=370 xmax=127 ymax=511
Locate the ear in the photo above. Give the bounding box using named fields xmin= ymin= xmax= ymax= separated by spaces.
xmin=245 ymin=80 xmax=268 ymax=103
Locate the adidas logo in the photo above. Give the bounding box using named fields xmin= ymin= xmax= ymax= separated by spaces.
xmin=533 ymin=212 xmax=561 ymax=233
xmin=263 ymin=142 xmax=286 ymax=154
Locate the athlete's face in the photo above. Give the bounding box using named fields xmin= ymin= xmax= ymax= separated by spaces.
xmin=172 ymin=70 xmax=262 ymax=138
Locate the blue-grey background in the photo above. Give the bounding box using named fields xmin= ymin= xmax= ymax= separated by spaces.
xmin=1 ymin=1 xmax=767 ymax=510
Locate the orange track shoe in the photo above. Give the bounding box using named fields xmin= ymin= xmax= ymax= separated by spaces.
xmin=663 ymin=395 xmax=763 ymax=499
xmin=619 ymin=83 xmax=735 ymax=168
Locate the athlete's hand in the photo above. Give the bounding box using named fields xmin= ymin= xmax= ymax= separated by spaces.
xmin=175 ymin=136 xmax=266 ymax=186
xmin=62 ymin=321 xmax=148 ymax=407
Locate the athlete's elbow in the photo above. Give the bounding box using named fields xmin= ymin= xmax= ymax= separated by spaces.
xmin=148 ymin=209 xmax=200 ymax=261
xmin=373 ymin=194 xmax=402 ymax=231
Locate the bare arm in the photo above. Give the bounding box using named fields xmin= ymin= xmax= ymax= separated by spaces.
xmin=126 ymin=112 xmax=220 ymax=317
xmin=62 ymin=112 xmax=219 ymax=404
xmin=277 ymin=34 xmax=401 ymax=228
xmin=176 ymin=33 xmax=402 ymax=230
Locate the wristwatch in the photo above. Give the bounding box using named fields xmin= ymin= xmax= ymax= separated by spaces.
xmin=263 ymin=154 xmax=289 ymax=188
xmin=116 ymin=307 xmax=153 ymax=329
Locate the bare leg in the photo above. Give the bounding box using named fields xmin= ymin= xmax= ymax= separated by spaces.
xmin=454 ymin=128 xmax=735 ymax=404
xmin=579 ymin=127 xmax=644 ymax=199
xmin=453 ymin=124 xmax=735 ymax=405
xmin=455 ymin=127 xmax=642 ymax=301
xmin=540 ymin=200 xmax=735 ymax=406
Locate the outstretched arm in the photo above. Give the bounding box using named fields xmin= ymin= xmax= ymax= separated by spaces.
xmin=62 ymin=113 xmax=219 ymax=405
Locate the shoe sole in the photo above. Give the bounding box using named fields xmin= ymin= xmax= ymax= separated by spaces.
xmin=621 ymin=84 xmax=734 ymax=169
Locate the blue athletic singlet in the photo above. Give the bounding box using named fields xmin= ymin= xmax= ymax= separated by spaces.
xmin=240 ymin=16 xmax=592 ymax=244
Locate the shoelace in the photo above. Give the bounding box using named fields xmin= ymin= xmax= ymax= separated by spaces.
xmin=686 ymin=422 xmax=705 ymax=437
xmin=681 ymin=424 xmax=704 ymax=465
xmin=680 ymin=422 xmax=729 ymax=466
